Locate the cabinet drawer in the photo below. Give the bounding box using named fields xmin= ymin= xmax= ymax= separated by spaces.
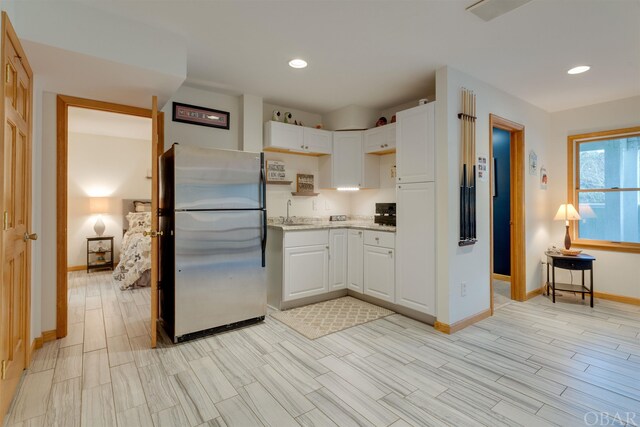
xmin=363 ymin=230 xmax=395 ymax=248
xmin=552 ymin=258 xmax=592 ymax=271
xmin=284 ymin=230 xmax=329 ymax=248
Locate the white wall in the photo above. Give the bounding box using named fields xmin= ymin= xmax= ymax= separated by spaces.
xmin=264 ymin=151 xmax=351 ymax=218
xmin=350 ymin=154 xmax=397 ymax=216
xmin=548 ymin=96 xmax=640 ymax=299
xmin=435 ymin=66 xmax=552 ymax=325
xmin=162 ymin=84 xmax=241 ymax=152
xmin=40 ymin=91 xmax=57 ymax=333
xmin=263 ymin=103 xmax=323 ymax=128
xmin=67 ymin=133 xmax=151 ymax=268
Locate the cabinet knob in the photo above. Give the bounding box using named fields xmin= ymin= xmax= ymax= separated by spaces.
xmin=375 ymin=237 xmax=379 ymax=241
xmin=380 ymin=144 xmax=384 ymax=148
xmin=305 ymin=146 xmax=309 ymax=149
xmin=358 ymin=231 xmax=362 ymax=236
xmin=388 ymin=250 xmax=393 ymax=257
xmin=398 ymin=177 xmax=402 ymax=181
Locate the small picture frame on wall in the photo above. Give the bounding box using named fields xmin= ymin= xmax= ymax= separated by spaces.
xmin=172 ymin=102 xmax=230 ymax=130
xmin=540 ymin=167 xmax=548 ymax=190
xmin=529 ymin=150 xmax=538 ymax=175
xmin=296 ymin=174 xmax=315 ymax=193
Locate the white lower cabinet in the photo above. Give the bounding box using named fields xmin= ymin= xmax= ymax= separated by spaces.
xmin=347 ymin=229 xmax=364 ymax=292
xmin=329 ymin=229 xmax=348 ymax=290
xmin=283 ymin=230 xmax=330 ymax=302
xmin=364 ymin=245 xmax=395 ymax=303
xmin=396 ymin=182 xmax=436 ymax=315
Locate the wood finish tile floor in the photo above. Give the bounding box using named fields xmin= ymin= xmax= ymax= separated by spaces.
xmin=4 ymin=271 xmax=640 ymax=426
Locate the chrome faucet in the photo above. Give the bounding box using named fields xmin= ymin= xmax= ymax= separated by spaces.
xmin=286 ymin=199 xmax=292 ymax=224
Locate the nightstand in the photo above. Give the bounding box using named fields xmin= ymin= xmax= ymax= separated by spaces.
xmin=545 ymin=251 xmax=596 ymax=307
xmin=87 ymin=236 xmax=114 ymax=273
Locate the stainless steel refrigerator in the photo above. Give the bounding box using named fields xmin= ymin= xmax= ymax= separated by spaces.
xmin=159 ymin=144 xmax=267 ymax=343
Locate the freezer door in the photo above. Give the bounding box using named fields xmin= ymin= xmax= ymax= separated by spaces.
xmin=174 ymin=211 xmax=266 ymax=338
xmin=174 ymin=145 xmax=263 ymax=210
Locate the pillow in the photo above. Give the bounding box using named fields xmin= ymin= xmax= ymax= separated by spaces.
xmin=126 ymin=212 xmax=151 ymax=233
xmin=134 ymin=201 xmax=152 ymax=212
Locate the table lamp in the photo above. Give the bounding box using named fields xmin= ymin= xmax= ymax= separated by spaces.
xmin=554 ymin=203 xmax=581 ymax=250
xmin=89 ymin=197 xmax=109 ymax=236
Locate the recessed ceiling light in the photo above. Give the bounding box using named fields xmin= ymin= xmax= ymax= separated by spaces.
xmin=567 ymin=65 xmax=590 ymax=75
xmin=288 ymin=59 xmax=308 ymax=69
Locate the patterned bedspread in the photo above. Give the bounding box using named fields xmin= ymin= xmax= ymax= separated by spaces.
xmin=113 ymin=213 xmax=152 ymax=290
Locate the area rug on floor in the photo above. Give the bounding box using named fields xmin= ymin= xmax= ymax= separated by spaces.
xmin=270 ymin=296 xmax=394 ymax=339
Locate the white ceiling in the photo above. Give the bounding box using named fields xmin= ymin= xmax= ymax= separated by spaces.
xmin=85 ymin=0 xmax=639 ymax=113
xmin=68 ymin=107 xmax=151 ymax=140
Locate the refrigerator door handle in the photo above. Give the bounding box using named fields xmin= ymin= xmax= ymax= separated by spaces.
xmin=259 ymin=152 xmax=266 ymax=210
xmin=261 ymin=209 xmax=267 ymax=267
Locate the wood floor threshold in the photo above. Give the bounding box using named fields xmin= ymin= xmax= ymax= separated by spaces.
xmin=492 ymin=273 xmax=511 ymax=282
xmin=67 ymin=265 xmax=87 ymax=272
xmin=434 ymin=308 xmax=491 ymax=334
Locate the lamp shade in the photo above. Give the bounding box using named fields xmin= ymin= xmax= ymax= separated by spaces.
xmin=578 ymin=203 xmax=596 ymax=219
xmin=554 ymin=203 xmax=581 ymax=221
xmin=89 ymin=197 xmax=109 ymax=214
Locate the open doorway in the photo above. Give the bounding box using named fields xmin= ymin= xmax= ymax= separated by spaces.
xmin=489 ymin=114 xmax=526 ymax=313
xmin=56 ymin=96 xmax=163 ymax=345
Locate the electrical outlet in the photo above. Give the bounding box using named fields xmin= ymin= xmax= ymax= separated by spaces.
xmin=312 ymin=199 xmax=318 ymax=211
xmin=460 ymin=282 xmax=467 ymax=297
xmin=325 ymin=200 xmax=330 ymax=211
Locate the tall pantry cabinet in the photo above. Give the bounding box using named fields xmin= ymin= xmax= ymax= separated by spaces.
xmin=395 ymin=102 xmax=437 ymax=316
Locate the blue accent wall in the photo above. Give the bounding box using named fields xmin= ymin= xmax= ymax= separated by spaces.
xmin=493 ymin=128 xmax=511 ymax=276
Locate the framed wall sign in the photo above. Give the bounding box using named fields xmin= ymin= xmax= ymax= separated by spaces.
xmin=296 ymin=174 xmax=315 ymax=193
xmin=266 ymin=160 xmax=287 ymax=183
xmin=172 ymin=102 xmax=230 ymax=130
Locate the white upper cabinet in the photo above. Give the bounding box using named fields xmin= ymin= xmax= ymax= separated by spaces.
xmin=264 ymin=121 xmax=304 ymax=151
xmin=396 ymin=103 xmax=435 ymax=183
xmin=364 ymin=123 xmax=396 ymax=154
xmin=264 ymin=121 xmax=331 ymax=155
xmin=319 ymin=131 xmax=380 ymax=189
xmin=303 ymin=127 xmax=332 ymax=154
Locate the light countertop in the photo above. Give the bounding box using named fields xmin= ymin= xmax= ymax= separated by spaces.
xmin=268 ymin=220 xmax=395 ymax=233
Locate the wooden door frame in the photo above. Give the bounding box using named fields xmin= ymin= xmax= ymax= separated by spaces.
xmin=56 ymin=95 xmax=163 ymax=338
xmin=489 ymin=114 xmax=525 ymax=314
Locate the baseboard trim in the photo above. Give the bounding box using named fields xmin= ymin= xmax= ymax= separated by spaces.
xmin=526 ymin=286 xmax=544 ymax=300
xmin=594 ymin=292 xmax=640 ymax=306
xmin=67 ymin=265 xmax=86 ymax=272
xmin=434 ymin=308 xmax=491 ymax=334
xmin=492 ymin=273 xmax=511 ymax=282
xmin=42 ymin=329 xmax=57 ymax=343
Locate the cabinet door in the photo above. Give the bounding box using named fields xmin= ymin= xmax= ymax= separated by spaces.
xmin=396 ymin=182 xmax=436 ymax=315
xmin=332 ymin=132 xmax=363 ymax=188
xmin=364 ymin=124 xmax=396 ymax=154
xmin=396 ymin=103 xmax=435 ymax=183
xmin=347 ymin=229 xmax=364 ymax=293
xmin=364 ymin=245 xmax=395 ymax=303
xmin=303 ymin=127 xmax=332 ymax=154
xmin=284 ymin=244 xmax=329 ymax=301
xmin=265 ymin=121 xmax=305 ymax=151
xmin=329 ymin=229 xmax=348 ymax=290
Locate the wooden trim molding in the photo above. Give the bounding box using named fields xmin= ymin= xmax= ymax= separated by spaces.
xmin=434 ymin=309 xmax=491 ymax=335
xmin=42 ymin=330 xmax=57 ymax=343
xmin=489 ymin=114 xmax=526 ymax=315
xmin=67 ymin=265 xmax=86 ymax=272
xmin=594 ymin=292 xmax=640 ymax=306
xmin=526 ymin=286 xmax=544 ymax=300
xmin=56 ymin=94 xmax=164 ymax=340
xmin=567 ymin=126 xmax=640 ymax=254
xmin=492 ymin=273 xmax=511 ymax=282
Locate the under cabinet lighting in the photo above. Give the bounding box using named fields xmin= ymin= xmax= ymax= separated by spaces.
xmin=288 ymin=59 xmax=308 ymax=69
xmin=567 ymin=65 xmax=590 ymax=75
xmin=337 ymin=187 xmax=360 ymax=191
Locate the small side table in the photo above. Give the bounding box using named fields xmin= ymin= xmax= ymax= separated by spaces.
xmin=87 ymin=236 xmax=114 ymax=273
xmin=545 ymin=251 xmax=596 ymax=307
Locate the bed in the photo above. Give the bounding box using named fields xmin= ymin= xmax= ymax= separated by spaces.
xmin=113 ymin=199 xmax=152 ymax=290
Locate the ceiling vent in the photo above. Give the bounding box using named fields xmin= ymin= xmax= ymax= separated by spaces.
xmin=466 ymin=0 xmax=533 ymax=21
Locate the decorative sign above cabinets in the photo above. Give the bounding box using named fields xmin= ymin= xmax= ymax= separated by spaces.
xmin=172 ymin=102 xmax=230 ymax=130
